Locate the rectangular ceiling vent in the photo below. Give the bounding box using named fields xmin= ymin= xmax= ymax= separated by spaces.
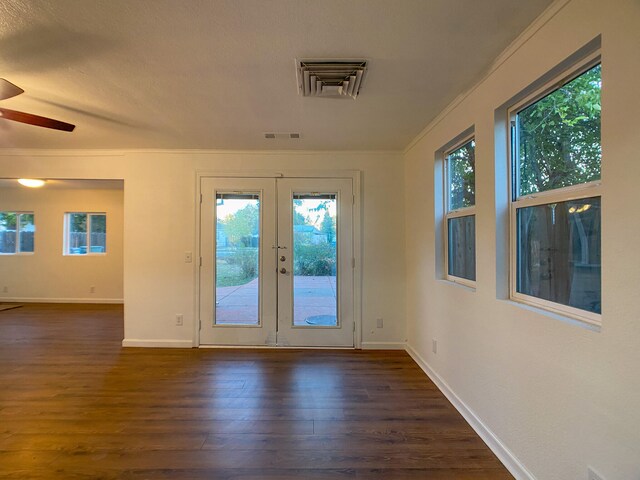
xmin=264 ymin=132 xmax=301 ymax=139
xmin=296 ymin=59 xmax=367 ymax=99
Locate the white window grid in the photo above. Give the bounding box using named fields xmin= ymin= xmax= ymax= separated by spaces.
xmin=508 ymin=52 xmax=601 ymax=326
xmin=443 ymin=135 xmax=476 ymax=288
xmin=0 ymin=211 xmax=35 ymax=255
xmin=64 ymin=212 xmax=107 ymax=255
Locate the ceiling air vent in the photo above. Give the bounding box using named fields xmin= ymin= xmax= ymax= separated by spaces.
xmin=296 ymin=59 xmax=367 ymax=99
xmin=264 ymin=132 xmax=301 ymax=139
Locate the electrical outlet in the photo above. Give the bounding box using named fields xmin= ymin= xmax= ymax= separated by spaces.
xmin=176 ymin=314 xmax=184 ymax=326
xmin=588 ymin=467 xmax=604 ymax=480
xmin=432 ymin=339 xmax=438 ymax=354
xmin=2 ymin=286 xmax=7 ymax=293
xmin=90 ymin=286 xmax=95 ymax=293
xmin=185 ymin=251 xmax=193 ymax=263
xmin=376 ymin=318 xmax=383 ymax=328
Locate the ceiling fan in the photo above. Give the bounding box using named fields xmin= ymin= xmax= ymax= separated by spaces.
xmin=0 ymin=78 xmax=75 ymax=132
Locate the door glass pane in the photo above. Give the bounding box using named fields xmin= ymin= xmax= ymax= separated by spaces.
xmin=517 ymin=196 xmax=601 ymax=314
xmin=292 ymin=194 xmax=337 ymax=326
xmin=215 ymin=193 xmax=260 ymax=325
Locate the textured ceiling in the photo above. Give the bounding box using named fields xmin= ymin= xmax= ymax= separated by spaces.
xmin=0 ymin=0 xmax=553 ymax=150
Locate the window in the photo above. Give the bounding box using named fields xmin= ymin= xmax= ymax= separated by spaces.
xmin=510 ymin=56 xmax=601 ymax=324
xmin=65 ymin=213 xmax=107 ymax=255
xmin=0 ymin=212 xmax=35 ymax=254
xmin=445 ymin=137 xmax=476 ymax=285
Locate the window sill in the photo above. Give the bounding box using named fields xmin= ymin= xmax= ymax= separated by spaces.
xmin=503 ymin=298 xmax=601 ymax=332
xmin=439 ymin=278 xmax=476 ymax=293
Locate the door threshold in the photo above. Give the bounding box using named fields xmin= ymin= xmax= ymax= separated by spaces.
xmin=198 ymin=345 xmax=356 ymax=350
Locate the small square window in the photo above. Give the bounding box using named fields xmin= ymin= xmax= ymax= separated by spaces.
xmin=0 ymin=212 xmax=35 ymax=254
xmin=65 ymin=213 xmax=107 ymax=255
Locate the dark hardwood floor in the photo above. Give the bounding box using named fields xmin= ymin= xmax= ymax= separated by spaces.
xmin=0 ymin=304 xmax=512 ymax=479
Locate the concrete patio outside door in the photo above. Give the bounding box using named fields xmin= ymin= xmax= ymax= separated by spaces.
xmin=215 ymin=276 xmax=337 ymax=326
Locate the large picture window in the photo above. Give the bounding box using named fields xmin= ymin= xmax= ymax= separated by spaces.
xmin=0 ymin=212 xmax=35 ymax=254
xmin=510 ymin=56 xmax=601 ymax=324
xmin=65 ymin=212 xmax=107 ymax=255
xmin=445 ymin=138 xmax=476 ymax=285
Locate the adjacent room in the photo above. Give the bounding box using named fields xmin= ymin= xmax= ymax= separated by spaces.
xmin=0 ymin=178 xmax=123 ymax=304
xmin=0 ymin=1 xmax=638 ymax=479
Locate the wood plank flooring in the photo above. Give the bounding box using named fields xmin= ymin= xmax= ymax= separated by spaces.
xmin=0 ymin=304 xmax=512 ymax=479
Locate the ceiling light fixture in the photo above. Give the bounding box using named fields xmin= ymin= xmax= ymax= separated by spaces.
xmin=296 ymin=59 xmax=367 ymax=99
xmin=17 ymin=178 xmax=46 ymax=188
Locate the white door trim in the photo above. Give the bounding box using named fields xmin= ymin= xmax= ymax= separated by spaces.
xmin=194 ymin=170 xmax=362 ymax=349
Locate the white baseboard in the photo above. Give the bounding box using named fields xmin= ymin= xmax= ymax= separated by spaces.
xmin=404 ymin=343 xmax=535 ymax=480
xmin=122 ymin=339 xmax=194 ymax=348
xmin=0 ymin=297 xmax=124 ymax=304
xmin=124 ymin=340 xmax=402 ymax=349
xmin=361 ymin=341 xmax=407 ymax=350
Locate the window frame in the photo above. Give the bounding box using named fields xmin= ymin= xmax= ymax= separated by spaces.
xmin=64 ymin=212 xmax=107 ymax=256
xmin=508 ymin=52 xmax=602 ymax=326
xmin=0 ymin=211 xmax=35 ymax=255
xmin=443 ymin=134 xmax=476 ymax=288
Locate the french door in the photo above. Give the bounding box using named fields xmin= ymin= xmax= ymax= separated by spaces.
xmin=199 ymin=177 xmax=354 ymax=347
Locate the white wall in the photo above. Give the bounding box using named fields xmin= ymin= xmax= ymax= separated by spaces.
xmin=403 ymin=0 xmax=640 ymax=479
xmin=0 ymin=151 xmax=406 ymax=348
xmin=0 ymin=186 xmax=124 ymax=302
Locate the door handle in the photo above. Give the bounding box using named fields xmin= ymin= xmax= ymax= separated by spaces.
xmin=279 ymin=267 xmax=287 ymax=274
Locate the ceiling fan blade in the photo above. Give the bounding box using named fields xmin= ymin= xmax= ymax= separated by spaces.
xmin=0 ymin=107 xmax=75 ymax=132
xmin=0 ymin=79 xmax=24 ymax=100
